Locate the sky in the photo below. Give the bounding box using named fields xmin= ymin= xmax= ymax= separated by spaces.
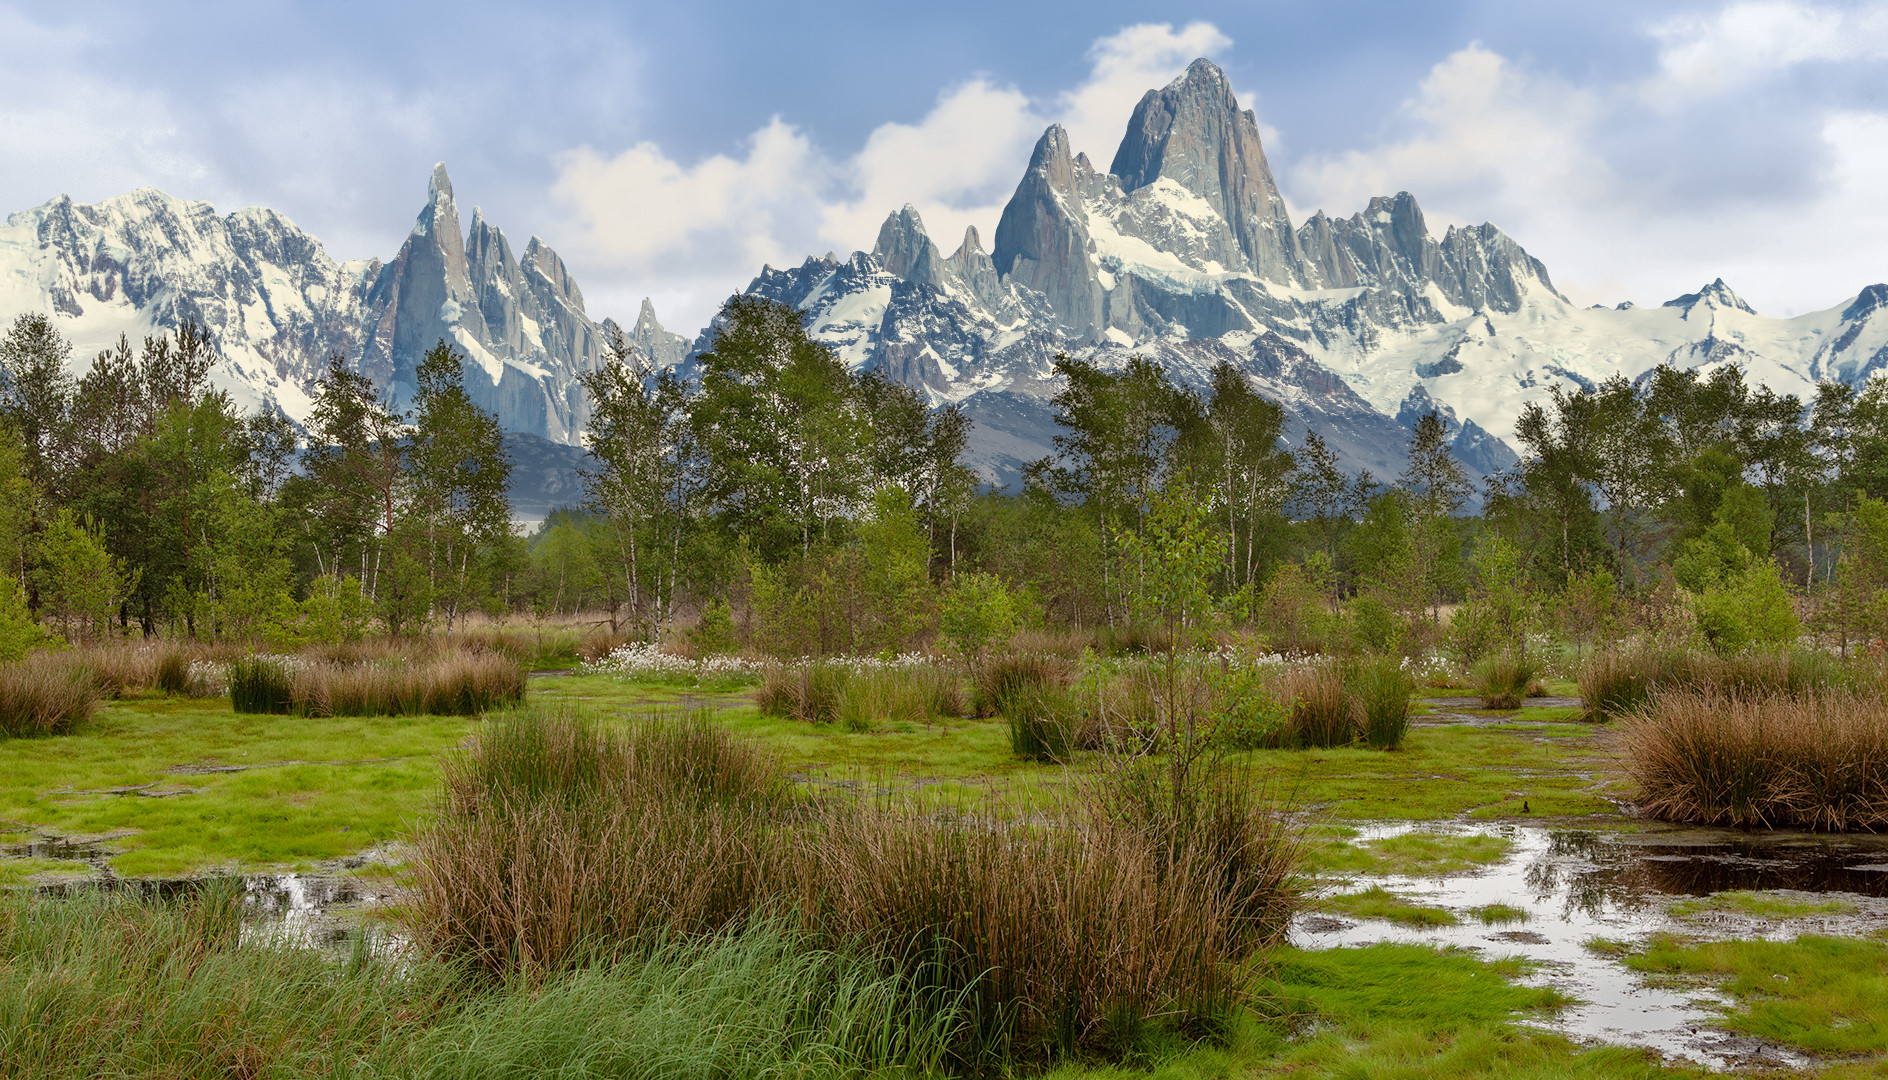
xmin=3 ymin=0 xmax=1886 ymax=333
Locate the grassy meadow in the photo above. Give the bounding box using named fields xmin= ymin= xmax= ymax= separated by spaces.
xmin=4 ymin=633 xmax=1888 ymax=1078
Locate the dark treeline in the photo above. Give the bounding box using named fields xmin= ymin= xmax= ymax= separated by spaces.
xmin=5 ymin=295 xmax=1888 ymax=657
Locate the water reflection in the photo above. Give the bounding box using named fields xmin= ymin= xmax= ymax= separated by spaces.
xmin=1297 ymin=822 xmax=1888 ymax=1070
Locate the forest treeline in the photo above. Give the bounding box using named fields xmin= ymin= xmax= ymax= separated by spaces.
xmin=5 ymin=293 xmax=1888 ymax=658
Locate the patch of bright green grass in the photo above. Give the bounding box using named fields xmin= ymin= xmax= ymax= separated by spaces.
xmin=1667 ymin=891 xmax=1857 ymax=920
xmin=1044 ymin=945 xmax=1681 ymax=1080
xmin=0 ymin=695 xmax=480 ymax=876
xmin=1321 ymin=885 xmax=1459 ymax=927
xmin=1626 ymin=934 xmax=1888 ymax=1055
xmin=1302 ymin=829 xmax=1513 ymax=877
xmin=0 ymin=857 xmax=81 ymax=885
xmin=1473 ymin=903 xmax=1530 ymax=925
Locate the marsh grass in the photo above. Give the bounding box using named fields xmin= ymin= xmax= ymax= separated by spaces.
xmin=757 ymin=660 xmax=850 ymax=724
xmin=970 ymin=651 xmax=1074 ymax=718
xmin=1622 ymin=690 xmax=1888 ymax=830
xmin=411 ymin=705 xmax=1304 ymax=1061
xmin=1283 ymin=662 xmax=1360 ymax=748
xmin=230 ymin=651 xmax=525 ymax=717
xmin=0 ymin=883 xmax=959 ymax=1080
xmin=1004 ymin=683 xmax=1075 ymax=760
xmin=0 ymin=653 xmax=99 ymax=737
xmin=1471 ymin=651 xmax=1534 ymax=709
xmin=1348 ymin=657 xmax=1414 ymax=749
xmin=1580 ymin=646 xmax=1847 ymax=721
xmin=71 ymin=642 xmax=217 ymax=697
xmin=1624 ymin=934 xmax=1888 ymax=1055
xmin=836 ymin=663 xmax=963 ymax=731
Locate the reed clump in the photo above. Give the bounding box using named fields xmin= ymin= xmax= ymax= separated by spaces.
xmin=1622 ymin=690 xmax=1888 ymax=831
xmin=1349 ymin=656 xmax=1415 ymax=749
xmin=1282 ymin=662 xmax=1360 ymax=748
xmin=409 ymin=705 xmax=1304 ymax=1061
xmin=1472 ymin=651 xmax=1535 ymax=709
xmin=1579 ymin=647 xmax=1846 ymax=721
xmin=836 ymin=663 xmax=963 ymax=730
xmin=229 ymin=651 xmax=525 ymax=717
xmin=0 ymin=653 xmax=100 ymax=737
xmin=970 ymin=651 xmax=1074 ymax=717
xmin=757 ymin=660 xmax=850 ymax=724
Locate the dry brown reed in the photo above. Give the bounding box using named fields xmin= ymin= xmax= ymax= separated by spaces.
xmin=231 ymin=650 xmax=525 ymax=717
xmin=69 ymin=641 xmax=236 ymax=698
xmin=1622 ymin=690 xmax=1888 ymax=831
xmin=409 ymin=706 xmax=1304 ymax=1059
xmin=970 ymin=653 xmax=1074 ymax=717
xmin=1579 ymin=647 xmax=1845 ymax=721
xmin=0 ymin=653 xmax=101 ymax=736
xmin=1281 ymin=662 xmax=1360 ymax=748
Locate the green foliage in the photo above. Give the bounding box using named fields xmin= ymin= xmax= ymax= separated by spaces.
xmin=939 ymin=570 xmax=1020 ymax=656
xmin=35 ymin=510 xmax=132 ymax=643
xmin=1114 ymin=475 xmax=1225 ymax=648
xmin=1349 ymin=593 xmax=1403 ymax=654
xmin=0 ymin=577 xmax=54 ymax=661
xmin=1449 ymin=535 xmax=1537 ymax=664
xmin=686 ymin=599 xmax=738 ymax=656
xmin=1254 ymin=554 xmax=1339 ymax=652
xmin=300 ymin=573 xmax=374 ymax=643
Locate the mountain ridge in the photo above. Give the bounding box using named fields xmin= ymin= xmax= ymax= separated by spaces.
xmin=0 ymin=57 xmax=1885 ymax=504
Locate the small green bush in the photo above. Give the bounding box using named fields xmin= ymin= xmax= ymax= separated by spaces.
xmin=1006 ymin=683 xmax=1074 ymax=760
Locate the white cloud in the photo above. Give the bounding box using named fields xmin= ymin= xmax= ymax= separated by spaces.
xmin=1285 ymin=18 xmax=1888 ymax=316
xmin=1650 ymin=1 xmax=1888 ymax=94
xmin=554 ymin=21 xmax=1231 ymax=332
xmin=1290 ymin=45 xmax=1611 ymax=232
xmin=819 ymin=77 xmax=1041 ymax=259
xmin=553 ymin=119 xmax=827 ymax=273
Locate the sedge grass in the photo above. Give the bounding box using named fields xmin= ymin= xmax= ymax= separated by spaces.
xmin=409 ymin=704 xmax=1304 ymax=1061
xmin=0 ymin=653 xmax=101 ymax=737
xmin=1622 ymin=690 xmax=1888 ymax=830
xmin=229 ymin=652 xmax=525 ymax=717
xmin=0 ymin=883 xmax=958 ymax=1080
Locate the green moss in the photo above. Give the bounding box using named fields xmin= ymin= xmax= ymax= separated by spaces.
xmin=1320 ymin=886 xmax=1459 ymax=927
xmin=1667 ymin=891 xmax=1856 ymax=920
xmin=1626 ymin=934 xmax=1888 ymax=1055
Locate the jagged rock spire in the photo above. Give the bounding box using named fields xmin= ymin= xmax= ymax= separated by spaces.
xmin=1110 ymin=58 xmax=1301 ymax=285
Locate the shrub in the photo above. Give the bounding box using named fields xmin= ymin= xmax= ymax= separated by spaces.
xmin=969 ymin=652 xmax=1072 ymax=717
xmin=0 ymin=653 xmax=100 ymax=737
xmin=939 ymin=571 xmax=1021 ymax=656
xmin=684 ymin=599 xmax=738 ymax=657
xmin=1472 ymin=651 xmax=1534 ymax=709
xmin=1349 ymin=656 xmax=1415 ymax=748
xmin=1282 ymin=662 xmax=1359 ymax=748
xmin=1623 ymin=691 xmax=1888 ymax=830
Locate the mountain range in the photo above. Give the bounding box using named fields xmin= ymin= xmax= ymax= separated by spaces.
xmin=3 ymin=57 xmax=1886 ymax=506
